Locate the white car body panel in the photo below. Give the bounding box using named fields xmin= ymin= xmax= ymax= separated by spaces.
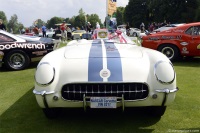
xmin=0 ymin=30 xmax=26 ymax=42
xmin=33 ymin=31 xmax=178 ymax=116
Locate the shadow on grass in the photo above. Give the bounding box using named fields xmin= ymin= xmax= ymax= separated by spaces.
xmin=0 ymin=88 xmax=161 ymax=133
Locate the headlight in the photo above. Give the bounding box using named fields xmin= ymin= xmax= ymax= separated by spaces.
xmin=35 ymin=62 xmax=55 ymax=86
xmin=154 ymin=61 xmax=175 ymax=84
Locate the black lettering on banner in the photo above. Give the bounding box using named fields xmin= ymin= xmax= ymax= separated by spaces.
xmin=0 ymin=43 xmax=46 ymax=50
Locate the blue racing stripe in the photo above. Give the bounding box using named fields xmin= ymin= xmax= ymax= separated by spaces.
xmin=105 ymin=41 xmax=123 ymax=81
xmin=88 ymin=40 xmax=103 ymax=81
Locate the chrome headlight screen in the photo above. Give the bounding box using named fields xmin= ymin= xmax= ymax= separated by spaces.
xmin=35 ymin=62 xmax=55 ymax=86
xmin=154 ymin=61 xmax=175 ymax=84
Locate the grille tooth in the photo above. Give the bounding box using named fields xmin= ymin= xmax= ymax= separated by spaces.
xmin=61 ymin=83 xmax=149 ymax=101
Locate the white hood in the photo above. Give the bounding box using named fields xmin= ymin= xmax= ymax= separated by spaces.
xmin=58 ymin=40 xmax=150 ymax=83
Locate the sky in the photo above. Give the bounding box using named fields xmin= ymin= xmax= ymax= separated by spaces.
xmin=0 ymin=0 xmax=129 ymax=27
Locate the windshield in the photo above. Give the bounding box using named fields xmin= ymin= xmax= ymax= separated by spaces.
xmin=108 ymin=31 xmax=135 ymax=44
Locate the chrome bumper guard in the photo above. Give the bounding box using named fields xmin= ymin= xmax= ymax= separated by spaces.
xmin=155 ymin=87 xmax=179 ymax=106
xmin=33 ymin=90 xmax=55 ymax=108
xmin=83 ymin=94 xmax=125 ymax=112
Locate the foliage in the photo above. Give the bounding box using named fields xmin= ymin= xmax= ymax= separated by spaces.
xmin=125 ymin=0 xmax=200 ymax=28
xmin=0 ymin=11 xmax=8 ymax=26
xmin=7 ymin=14 xmax=18 ymax=32
xmin=125 ymin=0 xmax=147 ymax=28
xmin=7 ymin=14 xmax=25 ymax=34
xmin=46 ymin=17 xmax=64 ymax=29
xmin=87 ymin=14 xmax=102 ymax=29
xmin=33 ymin=19 xmax=46 ymax=28
xmin=74 ymin=15 xmax=85 ymax=29
xmin=116 ymin=7 xmax=125 ymax=25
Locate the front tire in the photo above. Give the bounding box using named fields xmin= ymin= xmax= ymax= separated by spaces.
xmin=158 ymin=44 xmax=180 ymax=61
xmin=133 ymin=32 xmax=137 ymax=37
xmin=4 ymin=50 xmax=30 ymax=70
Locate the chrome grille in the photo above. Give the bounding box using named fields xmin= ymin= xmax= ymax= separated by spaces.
xmin=61 ymin=83 xmax=149 ymax=101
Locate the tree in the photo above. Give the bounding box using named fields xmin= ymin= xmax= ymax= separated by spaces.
xmin=0 ymin=11 xmax=8 ymax=26
xmin=7 ymin=14 xmax=19 ymax=33
xmin=33 ymin=19 xmax=45 ymax=28
xmin=124 ymin=0 xmax=148 ymax=28
xmin=87 ymin=14 xmax=102 ymax=29
xmin=74 ymin=15 xmax=85 ymax=29
xmin=116 ymin=7 xmax=125 ymax=25
xmin=17 ymin=22 xmax=24 ymax=33
xmin=124 ymin=0 xmax=200 ymax=29
xmin=68 ymin=16 xmax=76 ymax=27
xmin=46 ymin=17 xmax=63 ymax=29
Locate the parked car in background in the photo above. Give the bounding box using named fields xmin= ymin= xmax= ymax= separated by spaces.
xmin=140 ymin=24 xmax=185 ymax=37
xmin=141 ymin=22 xmax=200 ymax=61
xmin=72 ymin=30 xmax=87 ymax=39
xmin=117 ymin=25 xmax=141 ymax=37
xmin=129 ymin=28 xmax=141 ymax=37
xmin=33 ymin=29 xmax=178 ymax=118
xmin=0 ymin=30 xmax=60 ymax=70
xmin=38 ymin=30 xmax=55 ymax=38
xmin=52 ymin=23 xmax=72 ymax=40
xmin=153 ymin=23 xmax=185 ymax=33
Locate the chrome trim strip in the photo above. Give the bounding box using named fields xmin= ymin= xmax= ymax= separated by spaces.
xmin=154 ymin=61 xmax=176 ymax=85
xmin=155 ymin=87 xmax=179 ymax=106
xmin=155 ymin=87 xmax=179 ymax=94
xmin=33 ymin=90 xmax=55 ymax=95
xmin=33 ymin=90 xmax=55 ymax=108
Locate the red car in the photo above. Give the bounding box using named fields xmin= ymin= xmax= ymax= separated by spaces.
xmin=141 ymin=22 xmax=200 ymax=61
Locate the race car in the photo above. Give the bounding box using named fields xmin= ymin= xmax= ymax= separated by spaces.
xmin=0 ymin=30 xmax=60 ymax=70
xmin=33 ymin=29 xmax=178 ymax=118
xmin=141 ymin=22 xmax=200 ymax=61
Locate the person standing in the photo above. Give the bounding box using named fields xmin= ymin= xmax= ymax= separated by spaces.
xmin=0 ymin=19 xmax=6 ymax=31
xmin=42 ymin=24 xmax=46 ymax=37
xmin=33 ymin=26 xmax=39 ymax=36
xmin=126 ymin=22 xmax=130 ymax=36
xmin=96 ymin=22 xmax=100 ymax=29
xmin=87 ymin=22 xmax=92 ymax=33
xmin=60 ymin=21 xmax=67 ymax=41
xmin=140 ymin=22 xmax=145 ymax=33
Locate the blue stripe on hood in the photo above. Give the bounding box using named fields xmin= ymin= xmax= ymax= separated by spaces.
xmin=105 ymin=41 xmax=123 ymax=81
xmin=88 ymin=40 xmax=103 ymax=81
xmin=88 ymin=40 xmax=123 ymax=82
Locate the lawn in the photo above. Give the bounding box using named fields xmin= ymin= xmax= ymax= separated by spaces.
xmin=0 ymin=47 xmax=200 ymax=133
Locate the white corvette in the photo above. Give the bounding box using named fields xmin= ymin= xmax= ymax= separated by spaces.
xmin=33 ymin=30 xmax=178 ymax=118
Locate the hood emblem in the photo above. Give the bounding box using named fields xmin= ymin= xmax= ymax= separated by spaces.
xmin=100 ymin=69 xmax=111 ymax=78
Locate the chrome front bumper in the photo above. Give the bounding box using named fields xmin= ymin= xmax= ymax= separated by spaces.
xmin=33 ymin=87 xmax=179 ymax=109
xmin=155 ymin=87 xmax=179 ymax=106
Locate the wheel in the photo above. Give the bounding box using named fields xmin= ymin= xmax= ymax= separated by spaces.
xmin=147 ymin=106 xmax=167 ymax=117
xmin=158 ymin=44 xmax=179 ymax=61
xmin=4 ymin=50 xmax=30 ymax=70
xmin=133 ymin=32 xmax=137 ymax=37
xmin=43 ymin=108 xmax=61 ymax=119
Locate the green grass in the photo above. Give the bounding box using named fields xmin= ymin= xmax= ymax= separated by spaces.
xmin=0 ymin=53 xmax=200 ymax=132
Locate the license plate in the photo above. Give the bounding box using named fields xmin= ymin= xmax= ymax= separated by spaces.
xmin=90 ymin=97 xmax=117 ymax=108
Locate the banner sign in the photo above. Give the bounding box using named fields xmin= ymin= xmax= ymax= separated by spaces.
xmin=107 ymin=0 xmax=117 ymax=16
xmin=106 ymin=0 xmax=117 ymax=31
